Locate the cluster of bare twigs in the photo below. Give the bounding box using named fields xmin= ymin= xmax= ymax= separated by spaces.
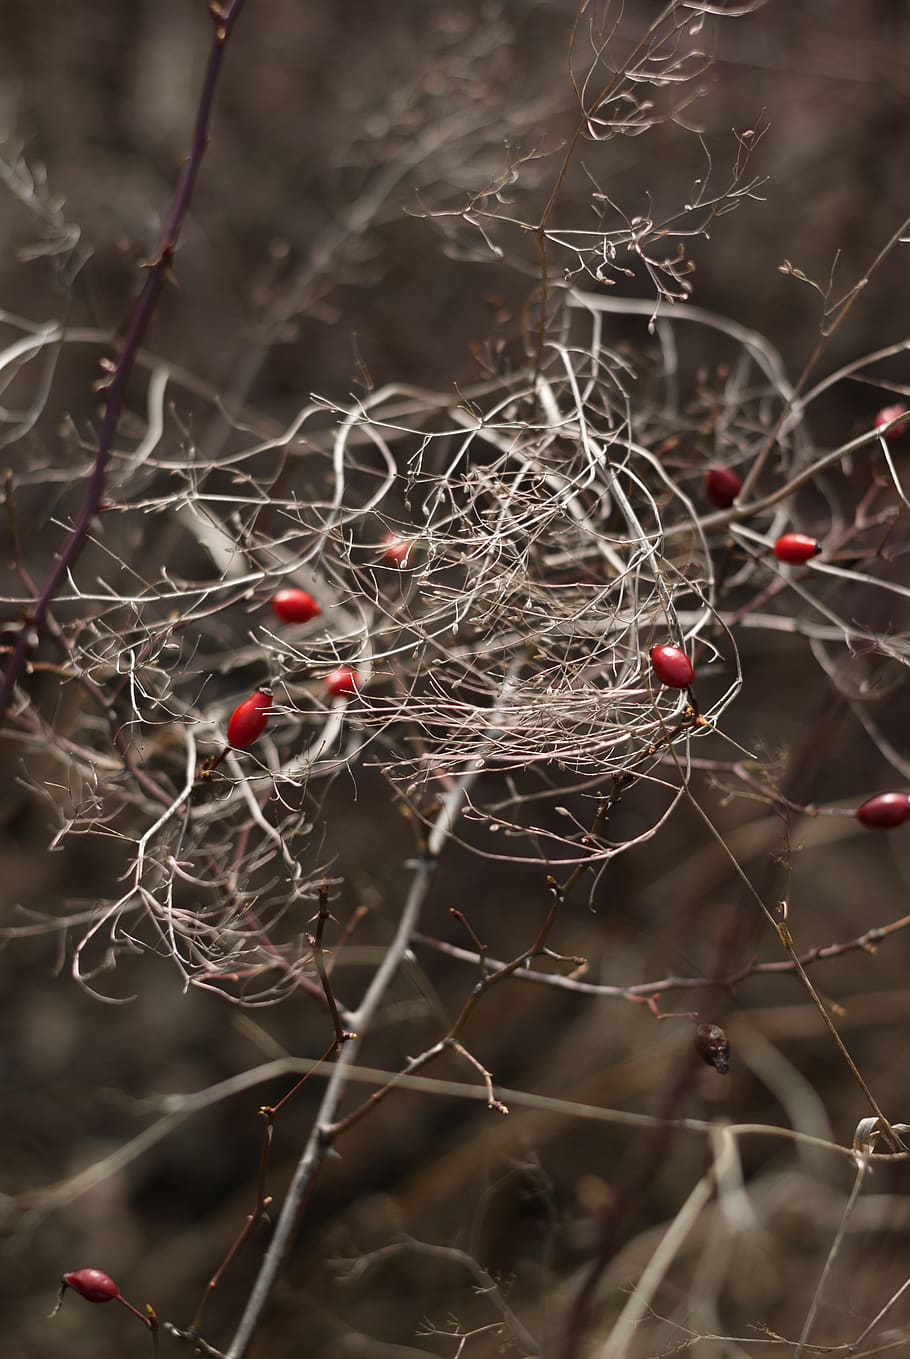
xmin=5 ymin=3 xmax=910 ymax=1358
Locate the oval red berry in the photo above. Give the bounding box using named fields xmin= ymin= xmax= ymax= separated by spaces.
xmin=855 ymin=791 xmax=910 ymax=830
xmin=874 ymin=404 xmax=907 ymax=442
xmin=227 ymin=689 xmax=271 ymax=748
xmin=323 ymin=666 xmax=360 ymax=700
xmin=704 ymin=465 xmax=741 ymax=509
xmin=649 ymin=644 xmax=694 ymax=689
xmin=63 ymin=1269 xmax=119 ymax=1304
xmin=382 ymin=533 xmax=414 ymax=567
xmin=271 ymin=589 xmax=321 ymax=624
xmin=773 ymin=533 xmax=822 ymax=565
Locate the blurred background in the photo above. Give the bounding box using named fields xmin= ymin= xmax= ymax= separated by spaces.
xmin=2 ymin=3 xmax=910 ymax=1357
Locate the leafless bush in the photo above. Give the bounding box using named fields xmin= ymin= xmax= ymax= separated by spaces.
xmin=4 ymin=3 xmax=910 ymax=1358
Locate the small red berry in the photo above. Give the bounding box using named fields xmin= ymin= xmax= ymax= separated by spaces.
xmin=382 ymin=533 xmax=414 ymax=567
xmin=855 ymin=791 xmax=910 ymax=830
xmin=649 ymin=644 xmax=694 ymax=689
xmin=227 ymin=689 xmax=271 ymax=748
xmin=271 ymin=588 xmax=321 ymax=624
xmin=704 ymin=465 xmax=741 ymax=509
xmin=323 ymin=666 xmax=360 ymax=700
xmin=64 ymin=1268 xmax=119 ymax=1303
xmin=773 ymin=533 xmax=822 ymax=565
xmin=874 ymin=404 xmax=907 ymax=442
xmin=53 ymin=1269 xmax=119 ymax=1313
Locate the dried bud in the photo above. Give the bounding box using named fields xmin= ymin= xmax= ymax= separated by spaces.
xmin=694 ymin=1022 xmax=731 ymax=1075
xmin=51 ymin=1268 xmax=119 ymax=1315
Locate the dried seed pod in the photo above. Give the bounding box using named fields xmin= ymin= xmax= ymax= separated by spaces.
xmin=773 ymin=533 xmax=822 ymax=565
xmin=271 ymin=588 xmax=321 ymax=624
xmin=704 ymin=464 xmax=741 ymax=509
xmin=855 ymin=791 xmax=910 ymax=830
xmin=694 ymin=1022 xmax=731 ymax=1075
xmin=227 ymin=689 xmax=271 ymax=748
xmin=323 ymin=666 xmax=360 ymax=700
xmin=649 ymin=644 xmax=694 ymax=689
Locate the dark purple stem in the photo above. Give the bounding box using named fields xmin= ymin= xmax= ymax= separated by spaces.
xmin=0 ymin=0 xmax=247 ymax=728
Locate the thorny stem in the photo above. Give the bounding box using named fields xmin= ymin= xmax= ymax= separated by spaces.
xmin=3 ymin=475 xmax=175 ymax=807
xmin=185 ymin=1117 xmax=274 ymax=1337
xmin=558 ymin=683 xmax=892 ymax=1359
xmin=449 ymin=907 xmax=487 ymax=966
xmin=221 ymin=669 xmax=509 ymax=1359
xmin=0 ymin=0 xmax=248 ymax=729
xmin=680 ymin=787 xmax=902 ymax=1150
xmin=738 ymin=212 xmax=910 ymax=502
xmin=413 ymin=905 xmax=910 ymax=1002
xmin=664 ymin=701 xmax=903 ymax=1153
xmin=221 ymin=855 xmax=439 ymax=1359
xmin=329 ymin=800 xmax=611 ymax=1138
xmin=259 ymin=1036 xmax=341 ymax=1120
xmin=309 ymin=883 xmax=352 ymax=1050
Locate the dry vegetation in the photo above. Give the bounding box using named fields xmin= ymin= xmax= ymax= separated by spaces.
xmin=3 ymin=3 xmax=910 ymax=1358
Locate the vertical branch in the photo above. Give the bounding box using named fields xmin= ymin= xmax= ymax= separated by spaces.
xmin=221 ymin=844 xmax=441 ymax=1359
xmin=308 ymin=883 xmax=350 ymax=1050
xmin=223 ymin=669 xmax=521 ymax=1358
xmin=0 ymin=0 xmax=248 ymax=728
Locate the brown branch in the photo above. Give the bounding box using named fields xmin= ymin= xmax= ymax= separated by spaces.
xmin=308 ymin=883 xmax=354 ymax=1050
xmin=0 ymin=0 xmax=248 ymax=728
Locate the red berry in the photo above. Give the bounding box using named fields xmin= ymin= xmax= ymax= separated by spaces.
xmin=773 ymin=533 xmax=822 ymax=565
xmin=704 ymin=465 xmax=741 ymax=509
xmin=271 ymin=588 xmax=321 ymax=624
xmin=323 ymin=666 xmax=360 ymax=700
xmin=227 ymin=689 xmax=271 ymax=748
xmin=649 ymin=644 xmax=694 ymax=689
xmin=874 ymin=404 xmax=907 ymax=442
xmin=62 ymin=1269 xmax=120 ymax=1304
xmin=855 ymin=791 xmax=910 ymax=830
xmin=382 ymin=533 xmax=414 ymax=567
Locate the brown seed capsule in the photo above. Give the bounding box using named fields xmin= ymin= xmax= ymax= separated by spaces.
xmin=694 ymin=1022 xmax=731 ymax=1075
